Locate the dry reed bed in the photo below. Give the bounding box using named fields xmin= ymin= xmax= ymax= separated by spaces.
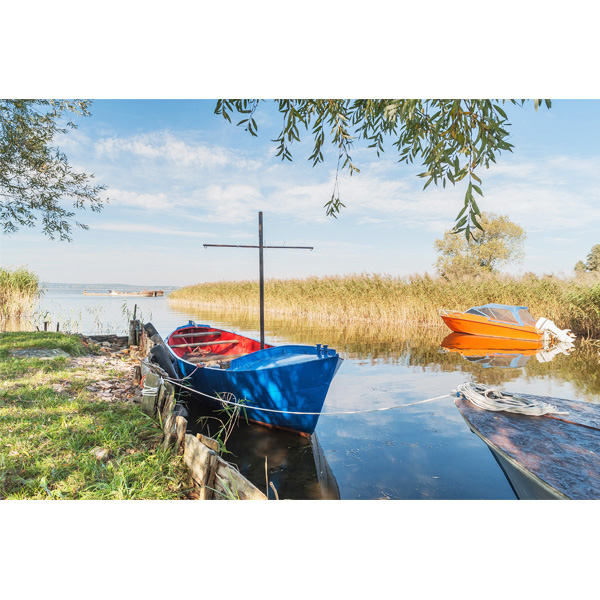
xmin=0 ymin=267 xmax=40 ymax=320
xmin=170 ymin=273 xmax=600 ymax=338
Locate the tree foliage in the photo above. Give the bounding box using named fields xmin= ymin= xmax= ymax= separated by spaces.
xmin=215 ymin=99 xmax=551 ymax=238
xmin=0 ymin=99 xmax=105 ymax=241
xmin=433 ymin=212 xmax=526 ymax=278
xmin=576 ymin=244 xmax=600 ymax=273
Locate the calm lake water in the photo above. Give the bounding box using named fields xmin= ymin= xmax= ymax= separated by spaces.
xmin=16 ymin=284 xmax=600 ymax=500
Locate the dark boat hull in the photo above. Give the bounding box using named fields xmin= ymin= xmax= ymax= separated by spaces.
xmin=167 ymin=324 xmax=342 ymax=435
xmin=455 ymin=392 xmax=600 ymax=499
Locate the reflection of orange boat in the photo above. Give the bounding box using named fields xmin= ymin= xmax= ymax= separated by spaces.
xmin=441 ymin=332 xmax=543 ymax=353
xmin=439 ymin=303 xmax=576 ymax=344
xmin=440 ymin=332 xmax=575 ymax=368
xmin=440 ymin=333 xmax=542 ymax=368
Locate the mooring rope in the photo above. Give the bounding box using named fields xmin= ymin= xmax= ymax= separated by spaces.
xmin=156 ymin=375 xmax=452 ymax=416
xmin=141 ymin=384 xmax=160 ymax=397
xmin=455 ymin=382 xmax=568 ymax=416
xmin=143 ymin=367 xmax=570 ymax=419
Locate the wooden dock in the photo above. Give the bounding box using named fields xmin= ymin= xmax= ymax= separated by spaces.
xmin=83 ymin=290 xmax=164 ymax=297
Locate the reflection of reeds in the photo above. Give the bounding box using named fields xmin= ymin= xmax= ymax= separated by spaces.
xmin=165 ymin=305 xmax=600 ymax=398
xmin=170 ymin=273 xmax=600 ymax=337
xmin=0 ymin=267 xmax=40 ymax=321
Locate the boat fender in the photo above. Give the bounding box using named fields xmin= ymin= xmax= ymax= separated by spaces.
xmin=144 ymin=322 xmax=178 ymax=365
xmin=149 ymin=344 xmax=180 ymax=379
xmin=143 ymin=322 xmax=160 ymax=339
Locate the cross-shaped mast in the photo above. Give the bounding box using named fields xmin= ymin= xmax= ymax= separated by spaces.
xmin=204 ymin=211 xmax=313 ymax=349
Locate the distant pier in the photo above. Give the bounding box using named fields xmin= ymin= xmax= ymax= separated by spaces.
xmin=83 ymin=290 xmax=165 ymax=297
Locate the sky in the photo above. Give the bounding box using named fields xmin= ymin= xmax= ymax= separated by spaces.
xmin=2 ymin=98 xmax=600 ymax=286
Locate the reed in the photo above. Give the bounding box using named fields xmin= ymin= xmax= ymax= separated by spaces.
xmin=169 ymin=272 xmax=600 ymax=337
xmin=0 ymin=267 xmax=40 ymax=320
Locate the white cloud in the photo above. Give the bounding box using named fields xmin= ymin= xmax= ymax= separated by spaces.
xmin=94 ymin=131 xmax=261 ymax=171
xmin=91 ymin=222 xmax=213 ymax=237
xmin=102 ymin=189 xmax=174 ymax=211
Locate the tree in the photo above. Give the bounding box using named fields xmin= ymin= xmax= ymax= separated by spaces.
xmin=215 ymin=99 xmax=551 ymax=239
xmin=0 ymin=99 xmax=105 ymax=241
xmin=433 ymin=212 xmax=526 ymax=278
xmin=586 ymin=244 xmax=600 ymax=272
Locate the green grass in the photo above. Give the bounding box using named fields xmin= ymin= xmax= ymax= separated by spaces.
xmin=0 ymin=332 xmax=190 ymax=499
xmin=169 ymin=272 xmax=600 ymax=338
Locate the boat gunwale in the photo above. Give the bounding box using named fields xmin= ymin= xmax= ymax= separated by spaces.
xmin=166 ymin=325 xmax=341 ymax=373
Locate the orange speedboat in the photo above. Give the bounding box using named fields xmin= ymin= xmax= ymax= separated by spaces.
xmin=439 ymin=303 xmax=575 ymax=343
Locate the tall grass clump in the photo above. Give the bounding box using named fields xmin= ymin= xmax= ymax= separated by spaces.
xmin=0 ymin=267 xmax=40 ymax=320
xmin=169 ymin=272 xmax=600 ymax=337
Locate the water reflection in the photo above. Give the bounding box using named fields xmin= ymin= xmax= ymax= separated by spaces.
xmin=181 ymin=397 xmax=340 ymax=500
xmin=440 ymin=332 xmax=576 ymax=369
xmin=8 ymin=288 xmax=600 ymax=499
xmin=172 ymin=305 xmax=600 ymax=499
xmin=183 ymin=306 xmax=599 ymax=397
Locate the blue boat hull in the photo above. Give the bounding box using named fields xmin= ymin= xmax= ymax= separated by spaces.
xmin=167 ymin=325 xmax=342 ymax=435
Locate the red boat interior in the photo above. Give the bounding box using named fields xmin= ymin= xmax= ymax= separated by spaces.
xmin=167 ymin=326 xmax=272 ymax=366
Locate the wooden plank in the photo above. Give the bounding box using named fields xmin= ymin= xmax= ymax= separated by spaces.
xmin=184 ymin=434 xmax=267 ymax=500
xmin=169 ymin=340 xmax=239 ymax=349
xmin=175 ymin=416 xmax=187 ymax=452
xmin=183 ymin=352 xmax=248 ymax=364
xmin=214 ymin=461 xmax=268 ymax=500
xmin=199 ymin=451 xmax=219 ymax=500
xmin=171 ymin=332 xmax=221 ymax=339
xmin=184 ymin=434 xmax=218 ymax=495
xmin=455 ymin=394 xmax=600 ymax=499
xmin=197 ymin=433 xmax=219 ymax=452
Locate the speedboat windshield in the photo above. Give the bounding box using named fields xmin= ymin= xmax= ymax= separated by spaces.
xmin=466 ymin=304 xmax=534 ymax=326
xmin=518 ymin=309 xmax=537 ymax=326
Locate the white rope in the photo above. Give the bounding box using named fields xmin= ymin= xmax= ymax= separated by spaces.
xmin=455 ymin=382 xmax=568 ymax=416
xmin=141 ymin=377 xmax=162 ymax=397
xmin=165 ymin=375 xmax=451 ymax=416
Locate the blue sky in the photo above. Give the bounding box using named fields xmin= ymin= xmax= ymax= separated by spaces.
xmin=2 ymin=99 xmax=600 ymax=286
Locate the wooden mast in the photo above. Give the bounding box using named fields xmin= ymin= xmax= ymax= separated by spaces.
xmin=204 ymin=211 xmax=313 ymax=349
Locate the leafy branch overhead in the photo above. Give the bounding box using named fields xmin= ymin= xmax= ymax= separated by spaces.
xmin=215 ymin=99 xmax=551 ymax=239
xmin=0 ymin=99 xmax=106 ymax=241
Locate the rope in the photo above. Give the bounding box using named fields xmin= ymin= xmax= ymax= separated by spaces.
xmin=164 ymin=375 xmax=452 ymax=416
xmin=455 ymin=382 xmax=568 ymax=416
xmin=142 ymin=381 xmax=161 ymax=397
xmin=143 ymin=361 xmax=565 ymax=419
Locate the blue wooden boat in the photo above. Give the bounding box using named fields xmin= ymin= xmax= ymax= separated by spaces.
xmin=165 ymin=321 xmax=343 ymax=436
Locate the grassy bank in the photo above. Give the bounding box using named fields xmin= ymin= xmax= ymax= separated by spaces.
xmin=169 ymin=273 xmax=600 ymax=337
xmin=0 ymin=331 xmax=189 ymax=499
xmin=0 ymin=267 xmax=40 ymax=321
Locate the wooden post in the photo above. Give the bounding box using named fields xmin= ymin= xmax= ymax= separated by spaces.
xmin=141 ymin=372 xmax=161 ymax=416
xmin=175 ymin=416 xmax=187 ymax=452
xmin=128 ymin=319 xmax=140 ymax=347
xmin=259 ymin=211 xmax=265 ymax=349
